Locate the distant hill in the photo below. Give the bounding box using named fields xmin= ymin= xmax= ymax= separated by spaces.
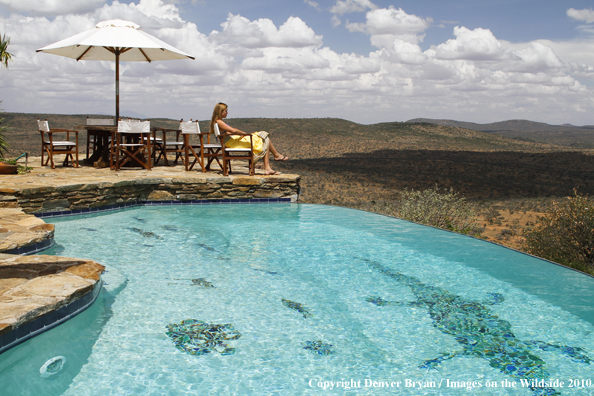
xmin=408 ymin=118 xmax=594 ymax=148
xmin=3 ymin=112 xmax=594 ymax=210
xmin=1 ymin=112 xmax=571 ymax=157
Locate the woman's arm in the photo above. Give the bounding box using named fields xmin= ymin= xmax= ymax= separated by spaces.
xmin=216 ymin=119 xmax=247 ymax=135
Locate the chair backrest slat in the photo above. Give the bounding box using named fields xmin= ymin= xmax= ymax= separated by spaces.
xmin=37 ymin=118 xmax=50 ymax=133
xmin=118 ymin=120 xmax=150 ymax=133
xmin=180 ymin=120 xmax=200 ymax=134
xmin=213 ymin=123 xmax=221 ymax=138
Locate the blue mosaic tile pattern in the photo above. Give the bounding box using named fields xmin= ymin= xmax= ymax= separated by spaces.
xmin=166 ymin=319 xmax=241 ymax=356
xmin=127 ymin=227 xmax=163 ymax=240
xmin=302 ymin=340 xmax=334 ymax=356
xmin=191 ymin=278 xmax=215 ymax=288
xmin=364 ymin=258 xmax=591 ymax=396
xmin=281 ymin=298 xmax=313 ymax=319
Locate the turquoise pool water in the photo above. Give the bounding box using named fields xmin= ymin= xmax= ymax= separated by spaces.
xmin=0 ymin=204 xmax=593 ymax=395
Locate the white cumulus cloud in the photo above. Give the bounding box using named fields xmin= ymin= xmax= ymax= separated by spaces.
xmin=1 ymin=0 xmax=594 ymax=125
xmin=509 ymin=42 xmax=564 ymax=72
xmin=346 ymin=6 xmax=431 ymax=38
xmin=210 ymin=14 xmax=322 ymax=50
xmin=433 ymin=26 xmax=512 ymax=61
xmin=330 ymin=0 xmax=377 ymax=15
xmin=303 ymin=0 xmax=321 ymax=12
xmin=567 ymin=8 xmax=594 ymax=24
xmin=0 ymin=0 xmax=107 ymax=16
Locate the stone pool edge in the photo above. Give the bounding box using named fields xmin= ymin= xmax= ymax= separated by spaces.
xmin=0 ymin=255 xmax=105 ymax=355
xmin=0 ymin=170 xmax=300 ymax=355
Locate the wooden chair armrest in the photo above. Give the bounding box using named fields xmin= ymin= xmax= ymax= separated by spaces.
xmin=48 ymin=129 xmax=79 ymax=134
xmin=223 ymin=132 xmax=252 ymax=138
xmin=46 ymin=129 xmax=79 ymax=142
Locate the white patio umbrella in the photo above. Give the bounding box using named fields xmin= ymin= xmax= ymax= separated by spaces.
xmin=37 ymin=19 xmax=195 ymax=123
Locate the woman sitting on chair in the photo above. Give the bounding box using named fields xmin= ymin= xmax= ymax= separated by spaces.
xmin=210 ymin=102 xmax=288 ymax=175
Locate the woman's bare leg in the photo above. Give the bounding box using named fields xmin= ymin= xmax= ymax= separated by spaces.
xmin=268 ymin=140 xmax=288 ymax=160
xmin=263 ymin=147 xmax=275 ymax=174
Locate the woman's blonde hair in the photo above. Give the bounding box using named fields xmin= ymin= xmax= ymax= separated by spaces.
xmin=210 ymin=102 xmax=227 ymax=134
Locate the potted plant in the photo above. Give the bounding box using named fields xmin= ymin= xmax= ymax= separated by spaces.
xmin=0 ymin=159 xmax=18 ymax=174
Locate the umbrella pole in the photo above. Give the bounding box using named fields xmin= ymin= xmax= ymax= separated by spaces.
xmin=115 ymin=50 xmax=120 ymax=125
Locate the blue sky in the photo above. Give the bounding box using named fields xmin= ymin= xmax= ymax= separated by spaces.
xmin=168 ymin=0 xmax=594 ymax=56
xmin=1 ymin=0 xmax=594 ymax=125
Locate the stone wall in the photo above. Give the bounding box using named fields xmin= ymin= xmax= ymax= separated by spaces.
xmin=0 ymin=175 xmax=300 ymax=214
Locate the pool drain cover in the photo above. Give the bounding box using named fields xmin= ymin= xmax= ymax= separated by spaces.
xmin=40 ymin=356 xmax=67 ymax=378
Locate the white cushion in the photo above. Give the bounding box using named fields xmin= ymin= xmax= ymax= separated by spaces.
xmin=225 ymin=148 xmax=251 ymax=152
xmin=44 ymin=141 xmax=75 ymax=146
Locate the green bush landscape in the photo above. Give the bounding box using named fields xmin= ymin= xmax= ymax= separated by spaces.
xmin=3 ymin=112 xmax=594 ymax=274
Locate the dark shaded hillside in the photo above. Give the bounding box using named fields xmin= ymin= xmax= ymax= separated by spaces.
xmin=274 ymin=150 xmax=594 ymax=205
xmin=408 ymin=117 xmax=594 ymax=148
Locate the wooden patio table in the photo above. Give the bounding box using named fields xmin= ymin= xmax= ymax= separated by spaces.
xmin=75 ymin=124 xmax=117 ymax=168
xmin=76 ymin=124 xmax=159 ymax=169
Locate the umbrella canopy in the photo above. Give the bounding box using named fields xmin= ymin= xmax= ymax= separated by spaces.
xmin=37 ymin=19 xmax=195 ymax=122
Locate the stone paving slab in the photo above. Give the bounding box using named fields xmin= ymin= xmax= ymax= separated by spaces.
xmin=0 ymin=254 xmax=105 ymax=336
xmin=0 ymin=207 xmax=54 ymax=253
xmin=0 ymin=156 xmax=298 ymax=192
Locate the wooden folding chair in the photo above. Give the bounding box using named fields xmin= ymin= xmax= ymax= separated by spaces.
xmin=110 ymin=119 xmax=152 ymax=170
xmin=181 ymin=120 xmax=222 ymax=172
xmin=37 ymin=118 xmax=79 ymax=169
xmin=154 ymin=126 xmax=183 ymax=166
xmin=214 ymin=123 xmax=255 ymax=176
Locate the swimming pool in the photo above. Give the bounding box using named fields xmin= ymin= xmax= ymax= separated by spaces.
xmin=0 ymin=204 xmax=592 ymax=395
